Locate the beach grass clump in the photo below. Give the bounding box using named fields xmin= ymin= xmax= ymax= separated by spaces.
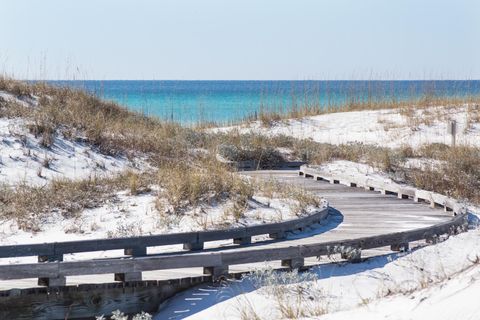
xmin=217 ymin=142 xmax=285 ymax=169
xmin=0 ymin=77 xmax=34 ymax=98
xmin=252 ymin=178 xmax=323 ymax=216
xmin=156 ymin=160 xmax=254 ymax=215
xmin=406 ymin=146 xmax=480 ymax=203
xmin=0 ymin=76 xmax=209 ymax=163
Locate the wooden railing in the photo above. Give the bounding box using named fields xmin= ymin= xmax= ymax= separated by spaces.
xmin=0 ymin=166 xmax=468 ymax=288
xmin=299 ymin=164 xmax=467 ymax=214
xmin=0 ymin=213 xmax=466 ymax=285
xmin=0 ymin=203 xmax=329 ymax=286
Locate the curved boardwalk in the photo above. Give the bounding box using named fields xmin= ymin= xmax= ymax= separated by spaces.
xmin=0 ymin=169 xmax=461 ymax=319
xmin=0 ymin=170 xmax=452 ymax=290
xmin=245 ymin=170 xmax=451 ymax=240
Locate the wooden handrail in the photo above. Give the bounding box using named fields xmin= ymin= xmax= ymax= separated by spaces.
xmin=0 ymin=206 xmax=329 ymax=259
xmin=0 ymin=212 xmax=466 ymax=281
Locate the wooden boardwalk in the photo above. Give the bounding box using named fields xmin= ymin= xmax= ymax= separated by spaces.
xmin=245 ymin=170 xmax=451 ymax=240
xmin=0 ymin=170 xmax=453 ymax=290
xmin=0 ymin=169 xmax=465 ymax=319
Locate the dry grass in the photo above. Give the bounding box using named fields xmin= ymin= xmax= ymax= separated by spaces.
xmin=243 ymin=92 xmax=480 ymax=127
xmin=1 ymin=76 xmax=203 ymax=163
xmin=252 ymin=178 xmax=323 ymax=216
xmin=155 ymin=160 xmax=254 ymax=215
xmin=405 ymin=146 xmax=480 ymax=203
xmin=0 ymin=171 xmax=153 ymax=232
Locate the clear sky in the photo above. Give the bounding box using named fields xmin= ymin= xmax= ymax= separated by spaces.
xmin=1 ymin=0 xmax=479 ymax=80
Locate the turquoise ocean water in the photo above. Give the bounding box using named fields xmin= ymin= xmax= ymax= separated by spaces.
xmin=48 ymin=80 xmax=480 ymax=124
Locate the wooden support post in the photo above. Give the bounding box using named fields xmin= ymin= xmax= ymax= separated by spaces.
xmin=38 ymin=254 xmax=65 ymax=287
xmin=183 ymin=242 xmax=204 ymax=251
xmin=38 ymin=254 xmax=63 ymax=262
xmin=114 ymin=272 xmax=142 ymax=282
xmin=124 ymin=246 xmax=147 ymax=257
xmin=448 ymin=120 xmax=457 ymax=147
xmin=390 ymin=242 xmax=409 ymax=252
xmin=281 ymin=258 xmax=304 ymax=269
xmin=233 ymin=236 xmax=251 ymax=245
xmin=426 ymin=235 xmax=439 ymax=244
xmin=203 ymin=265 xmax=228 ymax=280
xmin=38 ymin=276 xmax=66 ymax=287
xmin=269 ymin=231 xmax=286 ymax=239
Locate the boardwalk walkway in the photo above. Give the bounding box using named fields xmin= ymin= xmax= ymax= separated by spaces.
xmin=246 ymin=170 xmax=451 ymax=239
xmin=0 ymin=169 xmax=453 ymax=290
xmin=0 ymin=169 xmax=462 ymax=319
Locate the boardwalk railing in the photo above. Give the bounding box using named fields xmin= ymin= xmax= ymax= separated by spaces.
xmin=0 ymin=166 xmax=468 ymax=288
xmin=0 ymin=205 xmax=329 ymax=285
xmin=300 ymin=165 xmax=467 ymax=214
xmin=0 ymin=166 xmax=467 ymax=319
xmin=0 ymin=213 xmax=467 ymax=284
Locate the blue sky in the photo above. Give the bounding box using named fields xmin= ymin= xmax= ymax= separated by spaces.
xmin=1 ymin=0 xmax=479 ymax=80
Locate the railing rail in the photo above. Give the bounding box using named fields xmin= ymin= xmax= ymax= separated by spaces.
xmin=0 ymin=210 xmax=466 ymax=281
xmin=0 ymin=205 xmax=329 ymax=260
xmin=300 ymin=164 xmax=467 ymax=215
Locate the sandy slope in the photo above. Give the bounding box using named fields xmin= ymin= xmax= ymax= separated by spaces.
xmin=154 ymin=227 xmax=480 ymax=320
xmin=214 ymin=106 xmax=480 ymax=148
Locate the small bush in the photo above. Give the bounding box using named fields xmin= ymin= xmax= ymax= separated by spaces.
xmin=217 ymin=143 xmax=284 ymax=169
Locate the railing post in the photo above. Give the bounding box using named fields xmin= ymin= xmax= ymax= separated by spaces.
xmin=426 ymin=235 xmax=439 ymax=244
xmin=38 ymin=253 xmax=65 ymax=287
xmin=183 ymin=242 xmax=204 ymax=251
xmin=116 ymin=246 xmax=145 ymax=282
xmin=233 ymin=237 xmax=251 ymax=245
xmin=124 ymin=246 xmax=147 ymax=257
xmin=269 ymin=231 xmax=286 ymax=240
xmin=38 ymin=276 xmax=66 ymax=287
xmin=38 ymin=254 xmax=63 ymax=263
xmin=281 ymin=258 xmax=304 ymax=269
xmin=114 ymin=272 xmax=142 ymax=282
xmin=390 ymin=242 xmax=409 ymax=252
xmin=203 ymin=265 xmax=228 ymax=280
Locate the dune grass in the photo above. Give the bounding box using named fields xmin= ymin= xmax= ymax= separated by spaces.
xmin=252 ymin=94 xmax=479 ymax=126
